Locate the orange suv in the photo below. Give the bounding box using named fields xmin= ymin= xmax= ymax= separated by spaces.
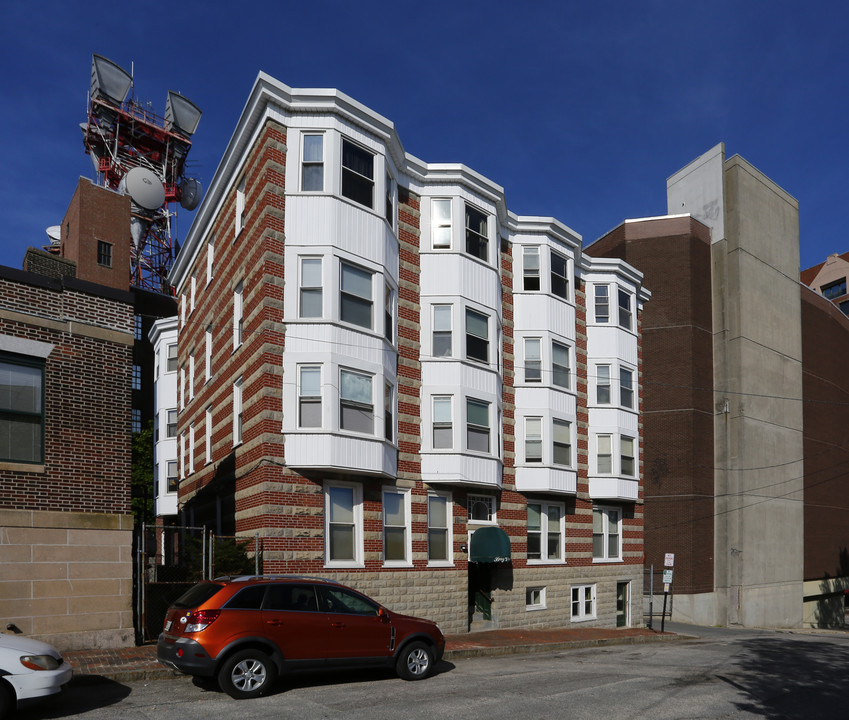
xmin=157 ymin=575 xmax=445 ymax=698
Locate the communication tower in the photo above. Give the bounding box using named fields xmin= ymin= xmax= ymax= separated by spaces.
xmin=82 ymin=54 xmax=202 ymax=293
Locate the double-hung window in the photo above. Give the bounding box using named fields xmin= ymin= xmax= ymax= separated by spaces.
xmin=427 ymin=492 xmax=451 ymax=563
xmin=465 ymin=309 xmax=489 ymax=364
xmin=166 ymin=343 xmax=178 ymax=373
xmin=300 ymin=258 xmax=323 ymax=318
xmin=302 ymin=134 xmax=324 ymax=191
xmin=620 ymin=367 xmax=634 ymax=409
xmin=621 ymin=436 xmax=635 ymax=476
xmin=432 ymin=396 xmax=453 ymax=449
xmin=431 ymin=198 xmax=452 ymax=248
xmin=523 ymin=246 xmax=540 ymax=291
xmin=384 ymin=284 xmax=394 ymax=343
xmin=618 ymin=289 xmax=632 ymax=330
xmin=97 ymin=240 xmax=112 ymax=267
xmin=188 ymin=355 xmax=195 ymax=399
xmin=205 ymin=405 xmax=213 ymax=462
xmin=465 ymin=204 xmax=488 ymax=262
xmin=433 ymin=305 xmax=452 ymax=357
xmin=597 ymin=435 xmax=612 ymax=474
xmin=340 ymin=369 xmax=373 ymax=434
xmin=385 ymin=173 xmax=394 ymax=226
xmin=466 ymin=398 xmax=490 ymax=453
xmin=166 ymin=460 xmax=178 ymax=492
xmin=552 ymin=341 xmax=570 ymax=389
xmin=233 ymin=281 xmax=244 ymax=349
xmin=525 ymin=417 xmax=542 ymax=463
xmin=553 ymin=419 xmax=571 ymax=466
xmin=595 ymin=285 xmax=609 ymax=323
xmin=551 ymin=250 xmax=568 ymax=299
xmin=524 ymin=338 xmax=541 ymax=382
xmin=299 ymin=366 xmax=321 ymax=428
xmin=596 ymin=365 xmax=611 ymax=404
xmin=204 ymin=326 xmax=212 ymax=383
xmin=341 ymin=139 xmax=374 ymax=208
xmin=326 ymin=482 xmax=362 ymax=566
xmin=0 ymin=354 xmax=45 ymax=464
xmin=382 ymin=488 xmax=410 ymax=565
xmin=593 ymin=506 xmax=622 ymax=561
xmin=233 ymin=377 xmax=243 ymax=445
xmin=340 ymin=262 xmax=373 ymax=329
xmin=527 ymin=502 xmax=563 ymax=562
xmin=166 ymin=408 xmax=177 ymax=438
xmin=206 ymin=236 xmax=214 ymax=285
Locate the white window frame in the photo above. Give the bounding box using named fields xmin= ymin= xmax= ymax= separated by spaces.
xmin=384 ymin=381 xmax=394 ymax=442
xmin=432 ymin=304 xmax=452 ymax=357
xmin=188 ymin=422 xmax=195 ymax=473
xmin=593 ymin=505 xmax=622 ymax=562
xmin=571 ymin=584 xmax=597 ymax=621
xmin=620 ymin=367 xmax=634 ymax=409
xmin=205 ymin=405 xmax=213 ymax=464
xmin=596 ymin=434 xmax=613 ymax=474
xmin=188 ymin=353 xmax=195 ymax=400
xmin=466 ymin=397 xmax=490 ymax=454
xmin=594 ymin=284 xmax=609 ymax=323
xmin=468 ymin=494 xmax=496 ymax=524
xmin=204 ymin=325 xmax=212 ymax=384
xmin=464 ymin=203 xmax=489 ymax=263
xmin=553 ymin=418 xmax=572 ymax=467
xmin=384 ymin=283 xmax=394 ymax=344
xmin=527 ymin=501 xmax=565 ymax=563
xmin=526 ymin=586 xmax=546 ymax=611
xmin=427 ymin=491 xmax=453 ymax=566
xmin=465 ymin=308 xmax=489 ymax=364
xmin=382 ymin=487 xmax=412 ymax=567
xmin=166 ymin=460 xmax=178 ymax=492
xmin=550 ymin=249 xmax=568 ymax=300
xmin=190 ymin=276 xmax=196 ymax=314
xmin=524 ymin=417 xmax=542 ymax=463
xmin=324 ymin=481 xmax=364 ymax=568
xmin=431 ymin=198 xmax=452 ymax=249
xmin=339 ymin=368 xmax=374 ymax=435
xmin=621 ymin=436 xmax=636 ymax=477
xmin=179 ymin=366 xmax=185 ymax=410
xmin=166 ymin=343 xmax=178 ymax=373
xmin=524 ymin=337 xmax=541 ymax=383
xmin=298 ymin=365 xmax=322 ymax=429
xmin=523 ymin=246 xmax=540 ymax=291
xmin=341 ymin=138 xmax=374 ymax=209
xmin=618 ymin=288 xmax=633 ymax=330
xmin=552 ymin=341 xmax=570 ymax=390
xmin=233 ymin=376 xmax=243 ymax=446
xmin=301 ymin=133 xmax=324 ymax=192
xmin=432 ymin=395 xmax=453 ymax=450
xmin=299 ymin=257 xmax=323 ymax=319
xmin=385 ymin=172 xmax=395 ymax=227
xmin=233 ymin=280 xmax=244 ymax=350
xmin=206 ymin=235 xmax=214 ymax=285
xmin=235 ymin=176 xmax=246 ymax=236
xmin=340 ymin=261 xmax=373 ymax=330
xmin=166 ymin=408 xmax=177 ymax=439
xmin=596 ymin=365 xmax=611 ymax=404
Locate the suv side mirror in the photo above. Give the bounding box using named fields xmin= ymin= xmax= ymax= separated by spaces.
xmin=378 ymin=607 xmax=390 ymax=622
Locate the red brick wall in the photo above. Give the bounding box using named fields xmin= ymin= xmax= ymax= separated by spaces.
xmin=0 ymin=272 xmax=133 ymax=514
xmin=588 ymin=217 xmax=715 ymax=592
xmin=801 ymin=288 xmax=849 ymax=581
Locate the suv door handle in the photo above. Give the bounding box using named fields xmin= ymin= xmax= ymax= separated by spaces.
xmin=266 ymin=619 xmax=285 ymax=626
xmin=330 ymin=622 xmax=345 ymax=629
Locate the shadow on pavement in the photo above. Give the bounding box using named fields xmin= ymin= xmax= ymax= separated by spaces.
xmin=18 ymin=678 xmax=131 ymax=718
xmin=729 ymin=636 xmax=849 ymax=718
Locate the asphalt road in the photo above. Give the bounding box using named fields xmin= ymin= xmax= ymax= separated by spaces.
xmin=17 ymin=625 xmax=849 ymax=720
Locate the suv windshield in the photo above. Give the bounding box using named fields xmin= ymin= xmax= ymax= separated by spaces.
xmin=172 ymin=582 xmax=224 ymax=609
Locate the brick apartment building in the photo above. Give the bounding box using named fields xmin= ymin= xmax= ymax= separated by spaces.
xmin=588 ymin=143 xmax=849 ymax=628
xmin=167 ymin=73 xmax=651 ymax=634
xmin=0 ymin=252 xmax=135 ymax=649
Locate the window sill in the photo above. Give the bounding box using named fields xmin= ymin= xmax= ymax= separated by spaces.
xmin=382 ymin=561 xmax=414 ymax=569
xmin=592 ymin=558 xmax=624 ymax=564
xmin=570 ymin=615 xmax=597 ymax=623
xmin=324 ymin=561 xmax=365 ymax=570
xmin=0 ymin=461 xmax=45 ymax=473
xmin=527 ymin=559 xmax=567 ymax=566
xmin=426 ymin=560 xmax=454 ymax=568
xmin=526 ymin=605 xmax=547 ymax=612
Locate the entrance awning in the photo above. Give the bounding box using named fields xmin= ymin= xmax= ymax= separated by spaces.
xmin=469 ymin=526 xmax=512 ymax=563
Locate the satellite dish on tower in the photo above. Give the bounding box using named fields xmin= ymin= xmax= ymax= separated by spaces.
xmin=179 ymin=177 xmax=202 ymax=210
xmin=120 ymin=167 xmax=165 ymax=211
xmin=46 ymin=226 xmax=61 ymax=245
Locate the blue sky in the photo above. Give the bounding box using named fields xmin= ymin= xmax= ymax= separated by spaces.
xmin=1 ymin=0 xmax=846 ymax=272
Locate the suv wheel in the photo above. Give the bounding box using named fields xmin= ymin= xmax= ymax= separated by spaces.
xmin=217 ymin=650 xmax=277 ymax=699
xmin=395 ymin=641 xmax=434 ymax=680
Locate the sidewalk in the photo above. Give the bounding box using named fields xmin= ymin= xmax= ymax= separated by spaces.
xmin=63 ymin=626 xmax=679 ymax=684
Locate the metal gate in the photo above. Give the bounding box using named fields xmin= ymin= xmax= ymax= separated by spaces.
xmin=135 ymin=524 xmax=263 ymax=642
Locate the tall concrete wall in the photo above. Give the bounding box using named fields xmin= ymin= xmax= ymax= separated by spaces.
xmin=667 ymin=145 xmax=804 ymax=627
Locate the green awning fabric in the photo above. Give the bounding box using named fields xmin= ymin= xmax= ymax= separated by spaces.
xmin=469 ymin=526 xmax=512 ymax=563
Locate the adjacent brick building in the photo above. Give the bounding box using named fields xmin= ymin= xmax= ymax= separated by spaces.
xmin=0 ymin=255 xmax=135 ymax=649
xmin=168 ymin=74 xmax=650 ymax=634
xmin=588 ymin=143 xmax=849 ymax=628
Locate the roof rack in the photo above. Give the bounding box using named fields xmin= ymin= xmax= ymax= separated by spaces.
xmin=213 ymin=574 xmax=342 ymax=584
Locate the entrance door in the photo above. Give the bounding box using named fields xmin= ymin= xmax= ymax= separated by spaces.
xmin=469 ymin=563 xmax=493 ymax=622
xmin=616 ymin=582 xmax=630 ymax=627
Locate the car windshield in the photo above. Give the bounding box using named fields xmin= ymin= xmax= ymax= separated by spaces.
xmin=172 ymin=582 xmax=224 ymax=609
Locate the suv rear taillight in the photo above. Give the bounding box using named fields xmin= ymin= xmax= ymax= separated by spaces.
xmin=185 ymin=609 xmax=220 ymax=632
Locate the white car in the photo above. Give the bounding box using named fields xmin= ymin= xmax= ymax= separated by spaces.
xmin=0 ymin=633 xmax=72 ymax=716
